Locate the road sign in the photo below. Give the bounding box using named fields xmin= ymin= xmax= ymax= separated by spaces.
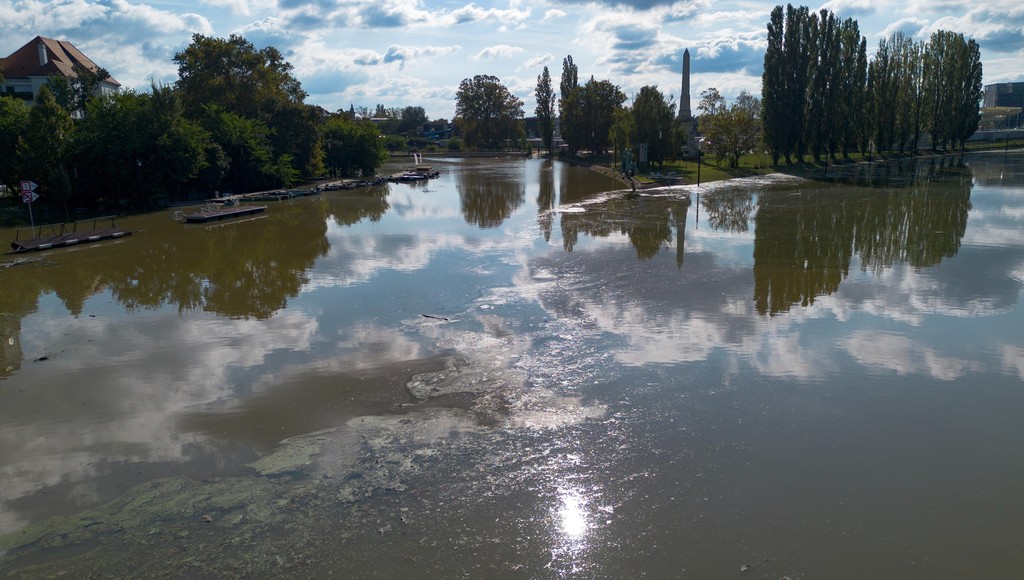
xmin=20 ymin=180 xmax=39 ymax=204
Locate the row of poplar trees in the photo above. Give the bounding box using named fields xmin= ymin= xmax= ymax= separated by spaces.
xmin=534 ymin=56 xmax=681 ymax=169
xmin=762 ymin=4 xmax=983 ymax=165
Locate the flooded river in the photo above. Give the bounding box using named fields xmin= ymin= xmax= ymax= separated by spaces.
xmin=1 ymin=153 xmax=1023 ymax=577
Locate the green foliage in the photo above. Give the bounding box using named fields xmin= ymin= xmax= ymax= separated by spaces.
xmin=3 ymin=33 xmax=411 ymax=213
xmin=699 ymin=88 xmax=763 ymax=168
xmin=535 ymin=66 xmax=556 ymax=153
xmin=173 ymin=34 xmax=324 ymax=182
xmin=72 ymin=87 xmax=211 ymax=208
xmin=0 ymin=96 xmax=30 ymax=192
xmin=18 ymin=86 xmax=74 ymax=202
xmin=383 ymin=134 xmax=408 ymax=153
xmin=631 ymin=85 xmax=677 ymax=168
xmin=398 ymin=106 xmax=428 ymax=135
xmin=923 ymin=30 xmax=983 ymax=150
xmin=323 ymin=115 xmax=388 ymax=177
xmin=564 ymin=77 xmax=627 ymax=156
xmin=559 ymin=56 xmax=581 ymax=153
xmin=47 ymin=64 xmax=112 ymax=116
xmin=201 ymin=104 xmax=291 ymax=192
xmin=454 ymin=74 xmax=524 ymax=149
xmin=763 ymin=5 xmax=982 ymax=162
xmin=174 ymin=34 xmax=306 ymax=120
xmin=577 ymin=77 xmax=622 ymax=155
xmin=609 ymin=107 xmax=634 ymax=167
xmin=447 ymin=137 xmax=463 ymax=151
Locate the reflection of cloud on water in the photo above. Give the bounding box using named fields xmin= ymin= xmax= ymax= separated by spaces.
xmin=303 ymin=227 xmax=537 ymax=291
xmin=1000 ymin=345 xmax=1024 ymax=380
xmin=840 ymin=331 xmax=980 ymax=380
xmin=0 ymin=299 xmax=319 ymax=536
xmin=518 ymin=235 xmax=1023 ymax=384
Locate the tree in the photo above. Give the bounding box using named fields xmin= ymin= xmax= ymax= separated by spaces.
xmin=398 ymin=106 xmax=428 ymax=135
xmin=47 ymin=63 xmax=111 ymax=117
xmin=838 ymin=19 xmax=869 ymax=157
xmin=571 ymin=77 xmax=626 ymax=156
xmin=0 ymin=96 xmax=30 ymax=193
xmin=559 ymin=55 xmax=581 ymax=153
xmin=323 ymin=115 xmax=388 ymax=177
xmin=18 ymin=86 xmax=74 ymax=215
xmin=631 ymin=85 xmax=677 ymax=168
xmin=609 ymin=107 xmax=634 ymax=169
xmin=71 ymin=86 xmax=211 ymax=207
xmin=762 ymin=5 xmax=786 ymax=164
xmin=173 ymin=34 xmax=321 ymax=179
xmin=270 ymin=102 xmax=326 ymax=178
xmin=760 ymin=4 xmax=812 ymax=164
xmin=201 ymin=104 xmax=297 ymax=193
xmin=454 ymin=74 xmax=524 ymax=150
xmin=535 ymin=66 xmax=556 ymax=154
xmin=698 ymin=88 xmax=762 ymax=168
xmin=869 ymin=32 xmax=925 ymax=153
xmin=174 ymin=34 xmax=306 ymax=120
xmin=923 ymin=30 xmax=982 ymax=150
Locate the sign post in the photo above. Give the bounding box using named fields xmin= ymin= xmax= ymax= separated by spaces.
xmin=20 ymin=180 xmax=38 ymax=231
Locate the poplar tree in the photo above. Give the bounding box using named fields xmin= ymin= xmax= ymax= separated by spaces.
xmin=924 ymin=30 xmax=982 ymax=150
xmin=559 ymin=55 xmax=580 ymax=154
xmin=762 ymin=5 xmax=786 ymax=164
xmin=534 ymin=66 xmax=556 ymax=154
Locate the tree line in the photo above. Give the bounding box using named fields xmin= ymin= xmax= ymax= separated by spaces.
xmin=762 ymin=4 xmax=983 ymax=165
xmin=2 ymin=12 xmax=986 ymax=215
xmin=459 ymin=2 xmax=985 ymax=170
xmin=451 ymin=53 xmax=685 ymax=168
xmin=0 ymin=34 xmax=429 ymax=213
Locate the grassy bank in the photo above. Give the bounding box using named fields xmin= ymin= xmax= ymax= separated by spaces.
xmin=568 ymin=137 xmax=1024 ymax=189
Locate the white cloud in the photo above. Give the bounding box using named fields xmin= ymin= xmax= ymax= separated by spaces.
xmin=474 ymin=44 xmax=525 ymax=60
xmin=543 ymin=8 xmax=566 ymax=21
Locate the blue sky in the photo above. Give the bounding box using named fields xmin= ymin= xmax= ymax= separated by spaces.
xmin=2 ymin=0 xmax=1022 ymax=121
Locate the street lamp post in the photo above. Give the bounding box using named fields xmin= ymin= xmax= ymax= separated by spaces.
xmin=696 ymin=144 xmax=702 ymax=187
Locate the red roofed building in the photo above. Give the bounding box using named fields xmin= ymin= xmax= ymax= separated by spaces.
xmin=1 ymin=36 xmax=120 ymax=110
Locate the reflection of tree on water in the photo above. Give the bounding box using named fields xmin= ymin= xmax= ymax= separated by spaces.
xmin=826 ymin=154 xmax=973 ymax=188
xmin=112 ymin=206 xmax=329 ymax=319
xmin=701 ymin=192 xmax=756 ymax=233
xmin=0 ymin=314 xmax=22 ymax=379
xmin=321 ymin=185 xmax=390 ymax=226
xmin=457 ymin=167 xmax=526 ymax=228
xmin=753 ymin=181 xmax=971 ymax=315
xmin=537 ymin=159 xmax=556 ymax=242
xmin=0 ymin=203 xmax=336 ymax=325
xmin=968 ymin=151 xmax=1024 ymax=187
xmin=559 ymin=196 xmax=690 ymax=262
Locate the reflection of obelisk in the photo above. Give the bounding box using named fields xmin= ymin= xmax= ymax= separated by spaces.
xmin=678 ymin=49 xmax=698 ymax=158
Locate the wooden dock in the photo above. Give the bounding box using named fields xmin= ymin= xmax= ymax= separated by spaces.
xmin=176 ymin=204 xmax=267 ymax=223
xmin=9 ymin=217 xmax=132 ymax=253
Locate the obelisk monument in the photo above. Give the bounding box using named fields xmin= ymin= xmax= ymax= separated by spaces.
xmin=678 ymin=48 xmax=698 ymax=158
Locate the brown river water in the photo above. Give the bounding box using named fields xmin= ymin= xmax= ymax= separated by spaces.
xmin=1 ymin=153 xmax=1023 ymax=578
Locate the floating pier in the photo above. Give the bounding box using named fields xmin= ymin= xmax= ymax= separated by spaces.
xmin=175 ymin=204 xmax=268 ymax=223
xmin=9 ymin=217 xmax=132 ymax=253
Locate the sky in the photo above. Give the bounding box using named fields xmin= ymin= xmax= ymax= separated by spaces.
xmin=1 ymin=0 xmax=1022 ymax=122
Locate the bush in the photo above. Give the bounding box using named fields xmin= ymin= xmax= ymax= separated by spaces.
xmin=447 ymin=137 xmax=462 ymax=151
